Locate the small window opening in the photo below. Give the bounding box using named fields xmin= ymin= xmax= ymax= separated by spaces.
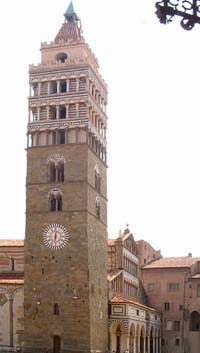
xmin=54 ymin=303 xmax=59 ymax=315
xmin=60 ymin=81 xmax=67 ymax=93
xmin=52 ymin=81 xmax=57 ymax=94
xmin=59 ymin=130 xmax=65 ymax=144
xmin=11 ymin=258 xmax=15 ymax=271
xmin=56 ymin=52 xmax=67 ymax=63
xmin=60 ymin=106 xmax=66 ymax=119
xmin=50 ymin=107 xmax=56 ymax=120
xmin=96 ymin=197 xmax=100 ymax=218
xmin=175 ymin=338 xmax=180 ymax=346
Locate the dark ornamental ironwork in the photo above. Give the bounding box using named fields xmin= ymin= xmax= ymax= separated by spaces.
xmin=155 ymin=0 xmax=200 ymax=30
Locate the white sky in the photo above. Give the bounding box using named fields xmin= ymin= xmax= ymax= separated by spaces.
xmin=0 ymin=0 xmax=200 ymax=257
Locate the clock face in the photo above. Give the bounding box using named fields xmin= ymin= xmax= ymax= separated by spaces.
xmin=43 ymin=224 xmax=69 ymax=250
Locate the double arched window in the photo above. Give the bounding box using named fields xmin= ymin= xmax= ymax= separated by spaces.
xmin=48 ymin=161 xmax=64 ymax=182
xmin=49 ymin=189 xmax=63 ymax=212
xmin=47 ymin=154 xmax=66 ymax=183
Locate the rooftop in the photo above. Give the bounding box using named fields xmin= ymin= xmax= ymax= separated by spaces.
xmin=111 ymin=295 xmax=158 ymax=312
xmin=0 ymin=240 xmax=24 ymax=247
xmin=143 ymin=256 xmax=200 ymax=269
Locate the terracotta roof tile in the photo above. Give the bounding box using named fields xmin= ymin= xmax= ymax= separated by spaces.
xmin=55 ymin=22 xmax=82 ymax=43
xmin=110 ymin=295 xmax=158 ymax=312
xmin=107 ymin=270 xmax=122 ymax=281
xmin=143 ymin=257 xmax=200 ymax=269
xmin=0 ymin=240 xmax=24 ymax=247
xmin=191 ymin=273 xmax=200 ymax=279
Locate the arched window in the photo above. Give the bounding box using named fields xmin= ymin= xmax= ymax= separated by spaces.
xmin=96 ymin=197 xmax=100 ymax=218
xmin=55 ymin=52 xmax=67 ymax=63
xmin=54 ymin=303 xmax=59 ymax=315
xmin=190 ymin=311 xmax=200 ymax=331
xmin=47 ymin=161 xmax=64 ymax=182
xmin=49 ymin=189 xmax=63 ymax=212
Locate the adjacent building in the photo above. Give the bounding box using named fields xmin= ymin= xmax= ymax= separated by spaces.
xmin=142 ymin=255 xmax=200 ymax=353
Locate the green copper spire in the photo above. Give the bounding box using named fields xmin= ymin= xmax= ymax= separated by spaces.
xmin=64 ymin=1 xmax=79 ymax=23
xmin=65 ymin=1 xmax=75 ymax=15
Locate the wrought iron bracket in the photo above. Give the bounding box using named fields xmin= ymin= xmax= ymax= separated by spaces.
xmin=155 ymin=0 xmax=200 ymax=30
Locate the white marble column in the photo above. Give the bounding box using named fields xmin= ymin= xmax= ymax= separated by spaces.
xmin=57 ymin=80 xmax=60 ymax=93
xmin=56 ymin=106 xmax=59 ymax=120
xmin=153 ymin=337 xmax=155 ymax=353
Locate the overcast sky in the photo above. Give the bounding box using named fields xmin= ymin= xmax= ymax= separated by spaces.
xmin=1 ymin=0 xmax=200 ymax=257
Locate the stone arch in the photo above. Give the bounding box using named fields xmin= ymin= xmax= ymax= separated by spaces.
xmin=46 ymin=153 xmax=66 ymax=165
xmin=110 ymin=320 xmax=129 ymax=353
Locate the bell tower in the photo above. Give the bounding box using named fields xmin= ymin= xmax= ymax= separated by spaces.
xmin=24 ymin=2 xmax=108 ymax=353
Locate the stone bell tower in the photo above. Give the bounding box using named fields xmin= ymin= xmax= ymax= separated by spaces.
xmin=24 ymin=2 xmax=108 ymax=353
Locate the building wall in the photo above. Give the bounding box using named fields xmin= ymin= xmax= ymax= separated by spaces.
xmin=136 ymin=240 xmax=161 ymax=268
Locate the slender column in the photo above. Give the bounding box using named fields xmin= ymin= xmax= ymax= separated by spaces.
xmin=37 ymin=107 xmax=40 ymax=121
xmin=36 ymin=131 xmax=40 ymax=146
xmin=55 ymin=165 xmax=59 ymax=182
xmin=75 ymin=128 xmax=79 ymax=143
xmin=66 ymin=79 xmax=69 ymax=92
xmin=159 ymin=337 xmax=161 ymax=353
xmin=153 ymin=337 xmax=155 ymax=353
xmin=28 ymin=109 xmax=31 ymax=123
xmin=147 ymin=336 xmax=150 ymax=353
xmin=133 ymin=336 xmax=136 ymax=353
xmin=76 ymin=103 xmax=79 ymax=118
xmin=126 ymin=335 xmax=130 ymax=350
xmin=27 ymin=134 xmax=29 ymax=148
xmin=46 ymin=130 xmax=49 ymax=146
xmin=138 ymin=335 xmax=140 ymax=353
xmin=65 ymin=128 xmax=68 ymax=144
xmin=76 ymin=77 xmax=79 ymax=91
xmin=57 ymin=80 xmax=60 ymax=93
xmin=143 ymin=336 xmax=146 ymax=353
xmin=47 ymin=81 xmax=51 ymax=95
xmin=56 ymin=106 xmax=59 ymax=120
xmin=55 ymin=129 xmax=59 ymax=145
xmin=29 ymin=84 xmax=32 ymax=97
xmin=38 ymin=82 xmax=41 ymax=96
xmin=47 ymin=106 xmax=50 ymax=120
xmin=65 ymin=105 xmax=68 ymax=119
xmin=9 ymin=296 xmax=14 ymax=347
